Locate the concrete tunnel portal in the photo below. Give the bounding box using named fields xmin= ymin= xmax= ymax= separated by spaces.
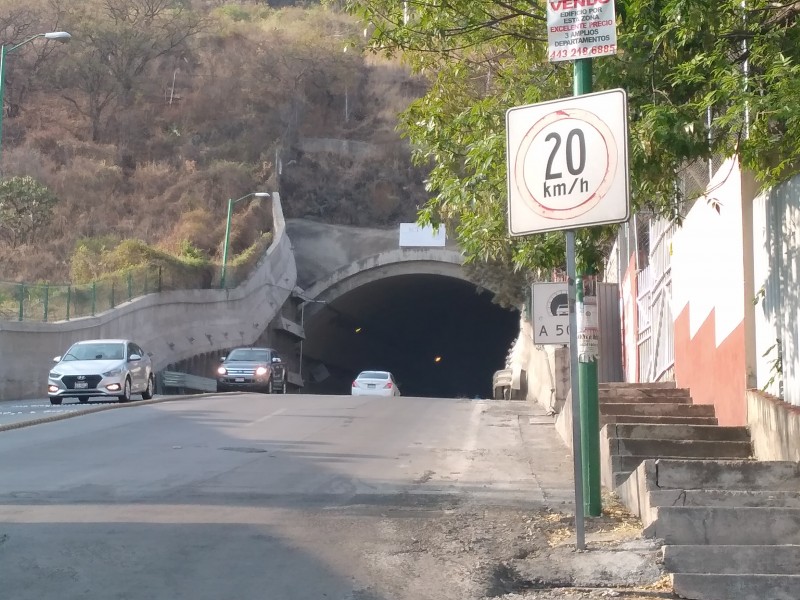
xmin=300 ymin=274 xmax=520 ymax=398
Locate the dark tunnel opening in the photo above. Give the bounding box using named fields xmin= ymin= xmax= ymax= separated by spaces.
xmin=301 ymin=274 xmax=520 ymax=398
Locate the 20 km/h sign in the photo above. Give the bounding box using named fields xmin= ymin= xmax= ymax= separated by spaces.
xmin=506 ymin=89 xmax=629 ymax=236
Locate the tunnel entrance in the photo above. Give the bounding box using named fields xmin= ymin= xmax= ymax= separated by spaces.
xmin=301 ymin=274 xmax=519 ymax=398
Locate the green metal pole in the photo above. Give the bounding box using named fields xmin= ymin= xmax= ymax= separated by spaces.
xmin=43 ymin=284 xmax=49 ymax=322
xmin=91 ymin=281 xmax=96 ymax=316
xmin=127 ymin=271 xmax=132 ymax=301
xmin=17 ymin=282 xmax=23 ymax=321
xmin=111 ymin=281 xmax=115 ymax=309
xmin=66 ymin=285 xmax=71 ymax=321
xmin=0 ymin=44 xmax=6 ymax=167
xmin=573 ymin=57 xmax=602 ymax=517
xmin=220 ymin=197 xmax=234 ymax=289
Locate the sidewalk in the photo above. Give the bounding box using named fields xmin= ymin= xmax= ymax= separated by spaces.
xmin=491 ymin=399 xmax=674 ymax=600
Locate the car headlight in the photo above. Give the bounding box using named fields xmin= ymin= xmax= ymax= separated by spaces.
xmin=103 ymin=367 xmax=123 ymax=377
xmin=217 ymin=366 xmax=227 ymax=375
xmin=49 ymin=372 xmax=62 ymax=379
xmin=255 ymin=366 xmax=268 ymax=376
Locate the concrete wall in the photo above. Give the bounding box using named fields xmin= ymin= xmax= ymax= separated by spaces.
xmin=747 ymin=389 xmax=800 ymax=461
xmin=0 ymin=194 xmax=296 ymax=401
xmin=671 ymin=157 xmax=756 ymax=425
xmin=510 ymin=317 xmax=570 ymax=412
xmin=302 ymin=248 xmax=466 ymax=308
xmin=751 ymin=175 xmax=800 ymax=405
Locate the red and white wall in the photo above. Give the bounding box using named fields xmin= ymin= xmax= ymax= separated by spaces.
xmin=670 ymin=157 xmax=756 ymax=425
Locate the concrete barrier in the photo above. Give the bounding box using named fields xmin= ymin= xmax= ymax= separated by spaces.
xmin=0 ymin=194 xmax=297 ymax=401
xmin=747 ymin=389 xmax=800 ymax=462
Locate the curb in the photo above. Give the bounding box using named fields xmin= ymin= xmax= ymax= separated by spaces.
xmin=0 ymin=393 xmax=214 ymax=433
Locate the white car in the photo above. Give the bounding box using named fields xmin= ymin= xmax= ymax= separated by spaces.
xmin=47 ymin=339 xmax=154 ymax=405
xmin=351 ymin=370 xmax=401 ymax=397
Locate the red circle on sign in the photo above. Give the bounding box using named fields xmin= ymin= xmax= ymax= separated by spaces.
xmin=513 ymin=107 xmax=617 ymax=220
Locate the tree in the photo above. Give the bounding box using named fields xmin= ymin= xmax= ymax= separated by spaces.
xmin=49 ymin=0 xmax=204 ymax=141
xmin=340 ymin=0 xmax=800 ymax=286
xmin=0 ymin=175 xmax=58 ymax=248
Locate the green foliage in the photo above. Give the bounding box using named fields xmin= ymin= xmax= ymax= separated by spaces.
xmin=180 ymin=239 xmax=207 ymax=260
xmin=0 ymin=176 xmax=58 ymax=248
xmin=71 ymin=237 xmax=210 ymax=284
xmin=343 ymin=0 xmax=800 ymax=300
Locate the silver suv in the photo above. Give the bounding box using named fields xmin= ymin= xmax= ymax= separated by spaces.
xmin=47 ymin=339 xmax=154 ymax=405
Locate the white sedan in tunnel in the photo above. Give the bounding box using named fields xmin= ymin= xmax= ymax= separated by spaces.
xmin=351 ymin=370 xmax=401 ymax=397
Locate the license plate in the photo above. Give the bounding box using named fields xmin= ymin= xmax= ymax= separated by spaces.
xmin=74 ymin=382 xmax=89 ymax=389
xmin=235 ymin=378 xmax=245 ymax=383
xmin=368 ymin=384 xmax=376 ymax=389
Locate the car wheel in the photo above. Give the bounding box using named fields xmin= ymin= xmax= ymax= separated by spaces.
xmin=79 ymin=397 xmax=89 ymax=404
xmin=118 ymin=378 xmax=132 ymax=403
xmin=267 ymin=378 xmax=274 ymax=394
xmin=216 ymin=382 xmax=227 ymax=393
xmin=141 ymin=375 xmax=154 ymax=400
xmin=49 ymin=397 xmax=62 ymax=405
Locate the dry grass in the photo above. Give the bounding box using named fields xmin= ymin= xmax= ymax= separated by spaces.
xmin=0 ymin=3 xmax=427 ymax=286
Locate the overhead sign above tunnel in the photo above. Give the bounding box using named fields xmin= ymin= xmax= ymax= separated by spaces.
xmin=399 ymin=223 xmax=446 ymax=247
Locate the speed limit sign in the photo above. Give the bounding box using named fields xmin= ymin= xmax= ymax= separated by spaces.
xmin=506 ymin=89 xmax=629 ymax=235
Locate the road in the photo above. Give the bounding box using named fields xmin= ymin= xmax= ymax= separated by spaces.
xmin=0 ymin=397 xmax=140 ymax=428
xmin=0 ymin=393 xmax=584 ymax=600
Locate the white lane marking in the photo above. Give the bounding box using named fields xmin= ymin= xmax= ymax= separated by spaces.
xmin=245 ymin=407 xmax=286 ymax=427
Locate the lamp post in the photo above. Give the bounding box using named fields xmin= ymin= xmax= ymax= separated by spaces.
xmin=220 ymin=191 xmax=270 ymax=288
xmin=0 ymin=31 xmax=71 ymax=164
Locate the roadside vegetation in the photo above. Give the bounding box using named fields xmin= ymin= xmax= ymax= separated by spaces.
xmin=343 ymin=0 xmax=800 ymax=304
xmin=0 ymin=0 xmax=428 ymax=286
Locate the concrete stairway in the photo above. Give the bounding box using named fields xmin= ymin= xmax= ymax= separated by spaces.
xmin=618 ymin=458 xmax=800 ymax=600
xmin=599 ymin=383 xmax=799 ymax=598
xmin=598 ymin=382 xmax=751 ymax=490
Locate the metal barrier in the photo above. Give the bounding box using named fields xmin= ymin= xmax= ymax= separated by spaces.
xmin=160 ymin=371 xmax=217 ymax=394
xmin=492 ymin=369 xmax=512 ymax=400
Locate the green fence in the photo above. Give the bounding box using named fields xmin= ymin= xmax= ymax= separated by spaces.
xmin=0 ymin=262 xmax=215 ymax=323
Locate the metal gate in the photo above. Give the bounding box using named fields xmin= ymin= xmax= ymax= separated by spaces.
xmin=636 ymin=218 xmax=676 ymax=381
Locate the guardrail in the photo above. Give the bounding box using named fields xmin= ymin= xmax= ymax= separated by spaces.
xmin=160 ymin=371 xmax=217 ymax=394
xmin=493 ymin=368 xmax=512 ymax=400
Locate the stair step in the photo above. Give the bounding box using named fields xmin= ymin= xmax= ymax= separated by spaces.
xmin=599 ymin=389 xmax=691 ymax=403
xmin=671 ymin=573 xmax=800 ymax=600
xmin=644 ymin=506 xmax=800 ymax=545
xmin=602 ymin=415 xmax=719 ymax=425
xmin=606 ymin=423 xmax=750 ymax=441
xmin=599 ymin=381 xmax=676 ymax=389
xmin=649 ymin=489 xmax=800 ymax=509
xmin=613 ymin=439 xmax=752 ymax=459
xmin=653 ymin=459 xmax=800 ymax=491
xmin=601 ymin=403 xmax=716 ymax=417
xmin=609 ymin=455 xmax=751 ymax=477
xmin=663 ymin=544 xmax=800 ymax=575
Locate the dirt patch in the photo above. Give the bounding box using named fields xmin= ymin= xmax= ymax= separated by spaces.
xmin=355 ymin=492 xmax=676 ymax=600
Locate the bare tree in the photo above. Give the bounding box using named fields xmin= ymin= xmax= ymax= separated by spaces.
xmin=50 ymin=0 xmax=205 ymax=140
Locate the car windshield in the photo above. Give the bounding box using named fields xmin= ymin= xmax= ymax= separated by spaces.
xmin=227 ymin=349 xmax=270 ymax=362
xmin=64 ymin=342 xmax=125 ymax=361
xmin=359 ymin=371 xmax=389 ymax=379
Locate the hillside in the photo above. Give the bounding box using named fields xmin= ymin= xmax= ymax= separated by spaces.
xmin=0 ymin=0 xmax=429 ymax=284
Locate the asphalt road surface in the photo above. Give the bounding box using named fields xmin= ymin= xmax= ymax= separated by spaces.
xmin=0 ymin=393 xmax=578 ymax=600
xmin=0 ymin=397 xmax=140 ymax=427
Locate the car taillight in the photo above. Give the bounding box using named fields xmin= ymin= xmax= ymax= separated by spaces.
xmin=352 ymin=381 xmax=357 ymax=387
xmin=384 ymin=382 xmax=393 ymax=389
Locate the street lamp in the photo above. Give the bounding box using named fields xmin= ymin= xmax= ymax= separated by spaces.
xmin=0 ymin=31 xmax=71 ymax=163
xmin=220 ymin=191 xmax=271 ymax=288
